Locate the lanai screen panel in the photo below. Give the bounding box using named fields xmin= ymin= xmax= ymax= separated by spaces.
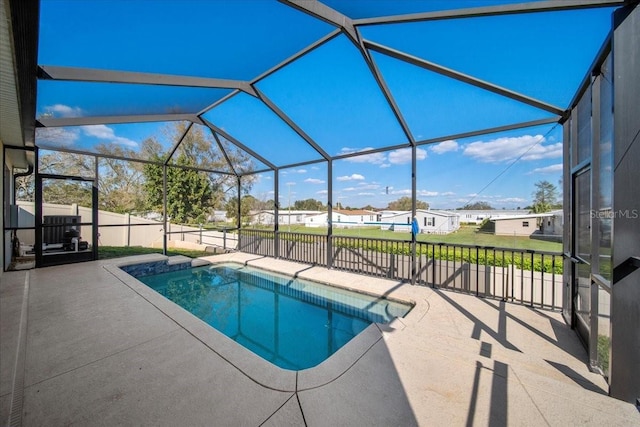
xmin=415 ymin=122 xmax=563 ymax=210
xmin=37 ymin=80 xmax=230 ymax=117
xmin=323 ymin=0 xmax=541 ymax=18
xmin=38 ymin=0 xmax=334 ymax=80
xmin=360 ymin=8 xmax=616 ymax=108
xmin=202 ymin=93 xmax=323 ymax=167
xmin=371 ymin=51 xmax=556 ymax=141
xmin=35 ymin=121 xmax=190 ymax=162
xmin=255 ymin=35 xmax=410 ymax=157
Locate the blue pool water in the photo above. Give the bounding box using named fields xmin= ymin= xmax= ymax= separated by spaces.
xmin=137 ymin=263 xmax=412 ymax=370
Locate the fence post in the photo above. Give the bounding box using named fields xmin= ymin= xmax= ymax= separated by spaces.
xmin=125 ymin=213 xmax=131 ymax=247
xmin=199 ymin=224 xmax=203 ymax=244
xmin=223 ymin=228 xmax=227 ymax=250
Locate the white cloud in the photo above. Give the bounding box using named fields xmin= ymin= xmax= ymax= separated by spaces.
xmin=35 ymin=127 xmax=79 ymax=147
xmin=81 ymin=125 xmax=138 ymax=148
xmin=337 ymin=174 xmax=365 ymax=181
xmin=358 ymin=192 xmax=375 ymax=196
xmin=529 ymin=163 xmax=563 ymax=174
xmin=343 ymin=187 xmax=357 ymax=192
xmin=356 ymin=184 xmax=381 ymax=190
xmin=431 ymin=140 xmax=459 ymax=154
xmin=304 ymin=178 xmax=325 ymax=184
xmin=286 ymin=182 xmax=296 ymax=186
xmin=496 ymin=197 xmax=528 ymax=203
xmin=463 ymin=135 xmax=561 ymax=163
xmin=380 ymin=163 xmax=391 ymax=168
xmin=388 ymin=147 xmax=427 ymax=164
xmin=417 ymin=190 xmax=439 ymax=197
xmin=441 ymin=192 xmax=456 ymax=196
xmin=295 ymin=169 xmax=307 ymax=174
xmin=316 ymin=190 xmax=328 ymax=195
xmin=45 ymin=104 xmax=83 ymax=118
xmin=338 ymin=147 xmax=386 ymax=165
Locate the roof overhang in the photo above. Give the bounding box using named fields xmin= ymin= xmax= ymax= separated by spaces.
xmin=0 ymin=0 xmax=39 ymax=155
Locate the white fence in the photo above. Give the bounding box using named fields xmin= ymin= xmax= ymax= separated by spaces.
xmin=13 ymin=202 xmax=237 ymax=250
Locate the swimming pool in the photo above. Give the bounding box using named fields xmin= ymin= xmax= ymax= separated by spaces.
xmin=137 ymin=262 xmax=413 ymax=370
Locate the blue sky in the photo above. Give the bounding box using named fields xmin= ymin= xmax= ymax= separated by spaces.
xmin=35 ymin=1 xmax=615 ymax=210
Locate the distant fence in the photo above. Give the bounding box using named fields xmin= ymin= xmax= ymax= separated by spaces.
xmin=238 ymin=229 xmax=563 ymax=310
xmin=14 ymin=202 xmax=238 ymax=250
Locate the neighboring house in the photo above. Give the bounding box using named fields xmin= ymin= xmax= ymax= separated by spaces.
xmin=249 ymin=210 xmax=322 ymax=226
xmin=304 ymin=212 xmax=329 ymax=228
xmin=208 ymin=210 xmax=228 ymax=222
xmin=333 ymin=209 xmax=379 ymax=227
xmin=490 ymin=213 xmax=554 ymax=236
xmin=303 ymin=209 xmax=380 ymax=228
xmin=381 ymin=209 xmax=460 ymax=234
xmin=456 ymin=209 xmax=529 ymax=225
xmin=541 ymin=210 xmax=564 ymax=236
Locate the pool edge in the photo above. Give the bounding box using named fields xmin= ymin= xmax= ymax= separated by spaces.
xmin=103 ymin=254 xmax=427 ymax=394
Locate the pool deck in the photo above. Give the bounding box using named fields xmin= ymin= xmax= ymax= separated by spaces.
xmin=1 ymin=253 xmax=638 ymax=426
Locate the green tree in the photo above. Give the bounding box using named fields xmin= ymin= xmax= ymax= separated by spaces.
xmin=95 ymin=144 xmax=147 ymax=214
xmin=387 ymin=196 xmax=428 ymax=210
xmin=459 ymin=201 xmax=494 ymax=210
xmin=293 ymin=198 xmax=325 ymax=210
xmin=224 ymin=194 xmax=256 ymax=225
xmin=142 ymin=122 xmax=256 ymax=223
xmin=144 ymin=153 xmax=214 ymax=224
xmin=532 ymin=180 xmax=559 ymax=213
xmin=35 ymin=151 xmax=95 ymax=207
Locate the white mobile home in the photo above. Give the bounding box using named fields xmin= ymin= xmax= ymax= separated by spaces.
xmin=249 ymin=210 xmax=322 ymax=226
xmin=303 ymin=209 xmax=379 ymax=228
xmin=456 ymin=209 xmax=529 ymax=225
xmin=381 ymin=209 xmax=460 ymax=234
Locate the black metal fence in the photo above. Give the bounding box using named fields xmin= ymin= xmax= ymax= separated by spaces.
xmin=237 ymin=229 xmax=563 ymax=310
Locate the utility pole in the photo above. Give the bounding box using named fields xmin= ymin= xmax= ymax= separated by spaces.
xmin=288 ymin=182 xmax=291 ymax=232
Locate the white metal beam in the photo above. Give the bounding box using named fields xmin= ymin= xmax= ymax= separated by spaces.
xmin=37 ymin=114 xmax=197 ymax=127
xmin=354 ymin=0 xmax=626 ymax=26
xmin=38 ymin=65 xmax=257 ymax=96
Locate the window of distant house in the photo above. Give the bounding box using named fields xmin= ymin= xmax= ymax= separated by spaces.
xmin=548 ymin=220 xmax=551 ymax=226
xmin=523 ymin=221 xmax=529 ymax=227
xmin=361 ymin=216 xmax=364 ymax=222
xmin=426 ymin=217 xmax=434 ymax=226
xmin=338 ymin=216 xmax=341 ymax=222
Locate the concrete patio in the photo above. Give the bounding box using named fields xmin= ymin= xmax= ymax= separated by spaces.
xmin=1 ymin=252 xmax=638 ymax=426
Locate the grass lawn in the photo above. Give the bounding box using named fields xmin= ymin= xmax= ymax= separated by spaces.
xmin=268 ymin=225 xmax=562 ymax=253
xmin=98 ymin=246 xmax=210 ymax=260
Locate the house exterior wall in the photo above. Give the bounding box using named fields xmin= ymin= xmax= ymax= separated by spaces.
xmin=304 ymin=211 xmax=378 ymax=228
xmin=456 ymin=209 xmax=527 ymax=225
xmin=493 ymin=217 xmax=539 ymax=236
xmin=381 ymin=210 xmax=460 ymax=234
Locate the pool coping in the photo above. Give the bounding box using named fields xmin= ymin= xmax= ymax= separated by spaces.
xmin=103 ymin=253 xmax=430 ymax=393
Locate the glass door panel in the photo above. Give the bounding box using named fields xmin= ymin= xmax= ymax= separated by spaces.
xmin=573 ymin=168 xmax=591 ymax=344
